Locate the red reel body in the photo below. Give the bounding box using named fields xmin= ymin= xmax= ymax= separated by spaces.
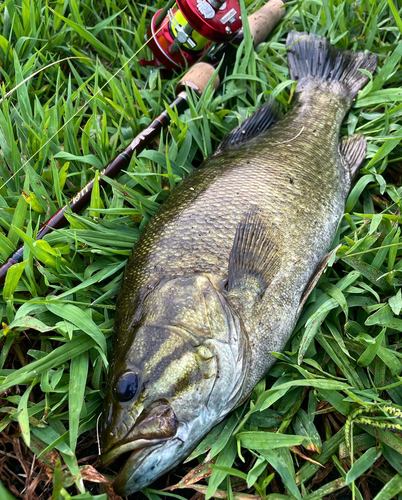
xmin=142 ymin=0 xmax=242 ymax=71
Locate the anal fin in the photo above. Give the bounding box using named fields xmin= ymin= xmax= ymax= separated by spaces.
xmin=339 ymin=134 xmax=367 ymax=180
xmin=227 ymin=205 xmax=281 ymax=298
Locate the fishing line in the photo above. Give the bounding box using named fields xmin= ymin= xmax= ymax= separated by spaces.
xmin=0 ymin=56 xmax=92 ymax=106
xmin=342 ymin=241 xmax=402 ymax=258
xmin=96 ymin=412 xmax=102 ymax=455
xmin=0 ymin=14 xmax=171 ymax=191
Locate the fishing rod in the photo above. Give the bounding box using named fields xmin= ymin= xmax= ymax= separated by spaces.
xmin=0 ymin=0 xmax=287 ymax=284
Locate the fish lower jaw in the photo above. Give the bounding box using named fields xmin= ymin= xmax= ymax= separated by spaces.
xmin=99 ymin=437 xmax=163 ymax=467
xmin=113 ymin=443 xmax=167 ymax=495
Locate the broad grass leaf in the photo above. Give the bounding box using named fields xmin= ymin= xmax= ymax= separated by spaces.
xmin=0 ymin=234 xmax=15 ymax=262
xmin=32 ymin=425 xmax=74 ymax=457
xmin=383 ymin=444 xmax=402 ymax=475
xmin=298 ymin=298 xmax=338 ymax=365
xmin=355 ymin=89 xmax=402 ymax=107
xmin=339 ymin=434 xmax=376 ymax=459
xmin=297 ymin=429 xmax=346 ymax=485
xmin=22 ymin=191 xmax=45 ymax=213
xmin=246 ymin=457 xmax=266 ymax=488
xmin=138 ymin=150 xmax=182 ymax=177
xmin=345 ymin=175 xmax=376 ymax=212
xmin=364 ymin=427 xmax=402 ymax=457
xmin=69 ymin=352 xmax=89 ymax=453
xmin=316 ymin=331 xmax=363 ymax=389
xmin=389 ymin=290 xmax=402 ymax=315
xmin=209 ymin=465 xmax=247 ymax=481
xmin=371 ymin=32 xmax=402 ymax=90
xmin=90 ymin=170 xmax=105 ymax=218
xmin=303 ymin=478 xmax=348 ymax=499
xmin=8 ymin=316 xmax=54 ymax=333
xmin=293 ymin=408 xmax=322 ymax=453
xmin=340 ymin=256 xmax=389 ymax=291
xmin=46 ymin=303 xmax=107 ymax=355
xmin=184 ymin=419 xmax=228 ymax=462
xmin=237 ymin=432 xmax=306 ymax=450
xmin=373 ymin=473 xmax=402 ymax=500
xmin=49 ymin=8 xmax=116 ymax=60
xmin=321 ymin=283 xmax=348 ymax=318
xmin=316 ymin=389 xmax=351 ymax=415
xmin=258 ymin=379 xmax=350 ymax=412
xmin=208 ymin=407 xmax=244 ymax=460
xmin=0 ymin=35 xmax=14 ymax=64
xmin=54 ymin=261 xmax=126 ymax=300
xmin=53 ymin=152 xmax=104 ymax=170
xmin=366 ymin=126 xmax=402 ymax=169
xmin=8 ymin=182 xmax=28 ymax=247
xmin=259 ymin=387 xmax=289 ymax=412
xmin=10 ymin=226 xmax=68 ymax=269
xmin=345 ymin=447 xmax=382 ymax=484
xmin=369 ymin=213 xmax=383 ymax=234
xmin=0 ymin=335 xmax=96 ymax=392
xmin=0 ymin=479 xmax=17 ymax=500
xmin=205 ymin=436 xmax=237 ymax=499
xmin=378 ymin=348 xmax=402 ymax=376
xmin=357 ymin=328 xmax=385 ymax=367
xmin=3 ymin=260 xmax=27 ymax=300
xmin=259 ymin=449 xmax=302 ymax=500
xmin=365 ymin=305 xmax=394 ymax=326
xmin=17 ymin=379 xmax=37 ymax=447
xmin=170 ymin=462 xmax=214 ymax=490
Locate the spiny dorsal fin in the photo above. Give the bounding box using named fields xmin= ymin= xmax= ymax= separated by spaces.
xmin=215 ymin=100 xmax=281 ymax=156
xmin=339 ymin=134 xmax=367 ymax=180
xmin=227 ymin=205 xmax=281 ymax=295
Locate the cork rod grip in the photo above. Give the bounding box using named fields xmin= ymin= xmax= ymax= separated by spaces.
xmin=177 ymin=62 xmax=220 ymax=95
xmin=248 ymin=0 xmax=286 ymax=47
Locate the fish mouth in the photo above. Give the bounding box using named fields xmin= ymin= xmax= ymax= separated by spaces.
xmin=99 ymin=436 xmax=166 ymax=467
xmin=100 ymin=419 xmax=190 ymax=495
xmin=100 ymin=400 xmax=179 ymax=467
xmin=101 ymin=434 xmax=183 ymax=496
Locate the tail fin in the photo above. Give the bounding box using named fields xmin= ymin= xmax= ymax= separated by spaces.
xmin=286 ymin=31 xmax=378 ymax=99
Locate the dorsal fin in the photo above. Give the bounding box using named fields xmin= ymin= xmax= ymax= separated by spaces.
xmin=215 ymin=100 xmax=281 ymax=156
xmin=339 ymin=134 xmax=367 ymax=180
xmin=227 ymin=205 xmax=281 ymax=296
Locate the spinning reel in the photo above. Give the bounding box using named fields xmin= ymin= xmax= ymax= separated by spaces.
xmin=141 ymin=0 xmax=243 ymax=70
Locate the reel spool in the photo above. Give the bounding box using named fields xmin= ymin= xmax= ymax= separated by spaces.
xmin=141 ymin=0 xmax=243 ymax=70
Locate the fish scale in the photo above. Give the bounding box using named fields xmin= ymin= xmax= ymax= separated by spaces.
xmin=100 ymin=31 xmax=378 ymax=495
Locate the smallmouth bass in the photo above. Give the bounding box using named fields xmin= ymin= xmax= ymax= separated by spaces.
xmin=100 ymin=31 xmax=377 ymax=495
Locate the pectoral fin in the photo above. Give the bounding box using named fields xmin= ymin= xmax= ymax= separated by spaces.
xmin=297 ymin=246 xmax=339 ymax=317
xmin=227 ymin=205 xmax=281 ymax=298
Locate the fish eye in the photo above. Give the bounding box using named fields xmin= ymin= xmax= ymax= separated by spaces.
xmin=114 ymin=371 xmax=139 ymax=402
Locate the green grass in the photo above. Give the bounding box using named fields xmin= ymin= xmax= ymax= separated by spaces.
xmin=0 ymin=0 xmax=402 ymax=498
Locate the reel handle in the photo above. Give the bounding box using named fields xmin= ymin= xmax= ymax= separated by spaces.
xmin=178 ymin=0 xmax=287 ymax=94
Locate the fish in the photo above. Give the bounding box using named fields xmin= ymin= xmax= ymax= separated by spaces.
xmin=99 ymin=31 xmax=378 ymax=495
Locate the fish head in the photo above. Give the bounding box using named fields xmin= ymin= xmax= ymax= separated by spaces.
xmin=100 ymin=273 xmax=248 ymax=494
